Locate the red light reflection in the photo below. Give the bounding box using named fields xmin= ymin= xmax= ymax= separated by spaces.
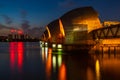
xmin=10 ymin=42 xmax=16 ymax=70
xmin=10 ymin=42 xmax=24 ymax=73
xmin=17 ymin=42 xmax=23 ymax=72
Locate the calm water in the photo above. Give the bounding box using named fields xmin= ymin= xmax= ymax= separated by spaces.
xmin=0 ymin=42 xmax=120 ymax=80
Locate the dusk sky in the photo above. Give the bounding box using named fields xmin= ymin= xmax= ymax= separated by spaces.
xmin=0 ymin=0 xmax=120 ymax=28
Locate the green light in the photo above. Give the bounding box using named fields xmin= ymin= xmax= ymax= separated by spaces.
xmin=58 ymin=55 xmax=62 ymax=67
xmin=57 ymin=49 xmax=63 ymax=55
xmin=6 ymin=39 xmax=9 ymax=42
xmin=45 ymin=42 xmax=48 ymax=46
xmin=57 ymin=48 xmax=63 ymax=52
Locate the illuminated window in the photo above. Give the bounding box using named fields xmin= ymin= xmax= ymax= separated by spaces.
xmin=52 ymin=44 xmax=56 ymax=48
xmin=57 ymin=44 xmax=62 ymax=48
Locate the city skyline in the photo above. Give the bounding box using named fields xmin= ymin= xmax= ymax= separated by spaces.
xmin=0 ymin=0 xmax=120 ymax=29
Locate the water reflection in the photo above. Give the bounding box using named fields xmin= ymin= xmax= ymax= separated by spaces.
xmin=10 ymin=42 xmax=15 ymax=71
xmin=41 ymin=47 xmax=67 ymax=80
xmin=9 ymin=42 xmax=24 ymax=74
xmin=87 ymin=67 xmax=95 ymax=80
xmin=92 ymin=51 xmax=120 ymax=80
xmin=17 ymin=42 xmax=23 ymax=73
xmin=59 ymin=63 xmax=66 ymax=80
xmin=58 ymin=55 xmax=62 ymax=67
xmin=41 ymin=47 xmax=45 ymax=62
xmin=45 ymin=47 xmax=48 ymax=60
xmin=7 ymin=42 xmax=120 ymax=80
xmin=95 ymin=59 xmax=100 ymax=80
xmin=52 ymin=55 xmax=56 ymax=71
xmin=52 ymin=51 xmax=66 ymax=80
xmin=46 ymin=48 xmax=52 ymax=80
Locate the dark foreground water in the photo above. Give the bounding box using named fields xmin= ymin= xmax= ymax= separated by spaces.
xmin=0 ymin=42 xmax=120 ymax=80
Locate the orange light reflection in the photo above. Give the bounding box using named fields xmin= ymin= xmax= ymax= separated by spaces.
xmin=96 ymin=59 xmax=100 ymax=80
xmin=59 ymin=63 xmax=66 ymax=80
xmin=46 ymin=48 xmax=52 ymax=80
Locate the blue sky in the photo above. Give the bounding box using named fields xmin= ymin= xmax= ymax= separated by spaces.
xmin=0 ymin=0 xmax=120 ymax=28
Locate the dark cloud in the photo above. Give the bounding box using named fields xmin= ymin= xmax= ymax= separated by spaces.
xmin=26 ymin=27 xmax=44 ymax=38
xmin=20 ymin=9 xmax=30 ymax=33
xmin=20 ymin=10 xmax=27 ymax=19
xmin=21 ymin=20 xmax=30 ymax=31
xmin=1 ymin=15 xmax=13 ymax=25
xmin=0 ymin=23 xmax=16 ymax=30
xmin=20 ymin=9 xmax=44 ymax=37
xmin=58 ymin=0 xmax=76 ymax=8
xmin=0 ymin=24 xmax=7 ymax=29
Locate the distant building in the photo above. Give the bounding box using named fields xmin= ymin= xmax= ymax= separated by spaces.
xmin=0 ymin=26 xmax=29 ymax=41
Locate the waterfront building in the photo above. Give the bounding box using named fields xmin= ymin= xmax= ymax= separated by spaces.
xmin=41 ymin=6 xmax=102 ymax=45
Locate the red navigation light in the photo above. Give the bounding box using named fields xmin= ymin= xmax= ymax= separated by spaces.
xmin=18 ymin=30 xmax=23 ymax=34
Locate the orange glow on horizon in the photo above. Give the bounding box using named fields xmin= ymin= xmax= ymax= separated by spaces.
xmin=59 ymin=19 xmax=65 ymax=37
xmin=46 ymin=26 xmax=51 ymax=39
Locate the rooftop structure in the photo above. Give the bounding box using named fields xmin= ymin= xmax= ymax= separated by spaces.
xmin=103 ymin=21 xmax=120 ymax=27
